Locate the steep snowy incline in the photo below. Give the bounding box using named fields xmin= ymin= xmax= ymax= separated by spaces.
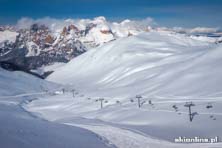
xmin=48 ymin=31 xmax=222 ymax=98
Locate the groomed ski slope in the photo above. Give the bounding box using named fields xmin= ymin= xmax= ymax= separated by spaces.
xmin=0 ymin=69 xmax=114 ymax=148
xmin=25 ymin=90 xmax=222 ymax=148
xmin=24 ymin=31 xmax=222 ymax=147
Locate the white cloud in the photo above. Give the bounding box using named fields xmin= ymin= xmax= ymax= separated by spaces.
xmin=16 ymin=17 xmax=77 ymax=32
xmin=15 ymin=16 xmax=156 ymax=31
xmin=16 ymin=17 xmax=35 ymax=29
xmin=172 ymin=26 xmax=220 ymax=34
xmin=189 ymin=27 xmax=219 ymax=34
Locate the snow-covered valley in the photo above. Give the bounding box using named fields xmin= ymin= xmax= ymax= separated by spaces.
xmin=1 ymin=31 xmax=222 ymax=148
xmin=0 ymin=68 xmax=114 ymax=148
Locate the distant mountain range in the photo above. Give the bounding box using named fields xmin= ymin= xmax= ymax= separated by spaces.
xmin=0 ymin=17 xmax=221 ymax=77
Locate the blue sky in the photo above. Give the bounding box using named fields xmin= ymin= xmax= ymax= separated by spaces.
xmin=0 ymin=0 xmax=222 ymax=28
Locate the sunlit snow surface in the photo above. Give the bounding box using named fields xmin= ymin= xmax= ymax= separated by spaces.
xmin=48 ymin=31 xmax=222 ymax=98
xmin=0 ymin=69 xmax=113 ymax=148
xmin=25 ymin=32 xmax=222 ymax=147
xmin=1 ymin=31 xmax=222 ymax=148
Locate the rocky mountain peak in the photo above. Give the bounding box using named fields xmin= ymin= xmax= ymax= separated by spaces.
xmin=0 ymin=23 xmax=86 ymax=71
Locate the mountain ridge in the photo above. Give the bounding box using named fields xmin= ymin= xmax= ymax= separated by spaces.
xmin=1 ymin=17 xmax=222 ymax=75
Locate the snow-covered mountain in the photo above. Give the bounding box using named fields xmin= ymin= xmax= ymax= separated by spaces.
xmin=16 ymin=16 xmax=152 ymax=47
xmin=0 ymin=17 xmax=152 ymax=72
xmin=48 ymin=31 xmax=222 ymax=98
xmin=1 ymin=24 xmax=222 ymax=147
xmin=0 ymin=24 xmax=86 ymax=70
xmin=27 ymin=31 xmax=222 ymax=147
xmin=1 ymin=16 xmax=221 ymax=75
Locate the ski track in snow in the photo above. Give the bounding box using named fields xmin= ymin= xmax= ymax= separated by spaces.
xmin=1 ymin=88 xmax=220 ymax=148
xmin=0 ymin=93 xmax=114 ymax=148
xmin=66 ymin=123 xmax=170 ymax=148
xmin=23 ymin=92 xmax=222 ymax=148
xmin=2 ymin=32 xmax=222 ymax=148
xmin=65 ymin=123 xmax=222 ymax=148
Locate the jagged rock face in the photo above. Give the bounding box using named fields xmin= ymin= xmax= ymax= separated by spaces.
xmin=0 ymin=17 xmax=153 ymax=70
xmin=68 ymin=24 xmax=79 ymax=32
xmin=0 ymin=24 xmax=86 ymax=69
xmin=45 ymin=35 xmax=54 ymax=44
xmin=1 ymin=17 xmax=221 ymax=72
xmin=0 ymin=19 xmax=115 ymax=70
